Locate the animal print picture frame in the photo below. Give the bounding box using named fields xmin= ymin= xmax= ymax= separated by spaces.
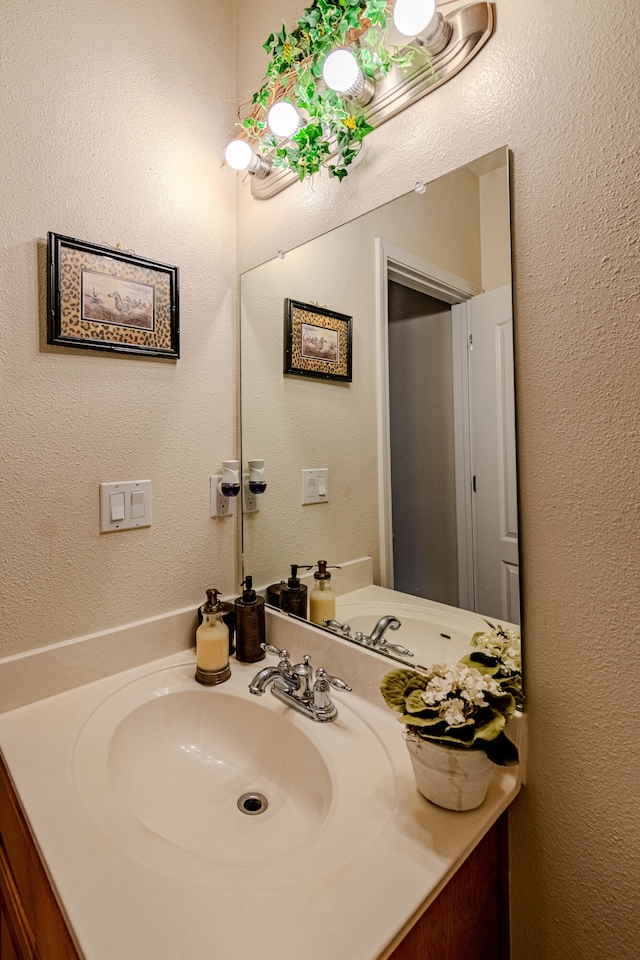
xmin=47 ymin=233 xmax=179 ymax=359
xmin=284 ymin=299 xmax=352 ymax=382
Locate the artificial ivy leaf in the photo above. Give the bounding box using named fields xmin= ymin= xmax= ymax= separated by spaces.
xmin=329 ymin=166 xmax=348 ymax=180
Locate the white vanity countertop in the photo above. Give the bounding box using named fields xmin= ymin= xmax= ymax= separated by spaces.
xmin=0 ymin=640 xmax=520 ymax=960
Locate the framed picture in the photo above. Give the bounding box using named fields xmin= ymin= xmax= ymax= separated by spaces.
xmin=47 ymin=233 xmax=179 ymax=359
xmin=284 ymin=299 xmax=352 ymax=382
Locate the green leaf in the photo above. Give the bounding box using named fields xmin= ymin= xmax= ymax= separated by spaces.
xmin=404 ymin=689 xmax=433 ymax=715
xmin=482 ymin=731 xmax=519 ymax=766
xmin=380 ymin=669 xmax=424 ymax=711
xmin=459 ymin=653 xmax=500 ymax=676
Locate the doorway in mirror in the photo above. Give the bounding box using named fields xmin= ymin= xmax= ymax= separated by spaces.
xmin=386 ymin=279 xmax=519 ymax=625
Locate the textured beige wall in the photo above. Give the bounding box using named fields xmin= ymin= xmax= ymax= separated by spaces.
xmin=0 ymin=0 xmax=239 ymax=655
xmin=241 ymin=166 xmax=481 ymax=587
xmin=236 ymin=1 xmax=640 ymax=958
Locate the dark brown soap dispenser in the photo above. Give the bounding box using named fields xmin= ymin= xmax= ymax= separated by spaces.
xmin=280 ymin=564 xmax=312 ymax=619
xmin=234 ymin=576 xmax=266 ymax=663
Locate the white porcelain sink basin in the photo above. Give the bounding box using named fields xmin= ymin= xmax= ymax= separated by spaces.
xmin=72 ymin=661 xmax=395 ymax=889
xmin=335 ymin=585 xmax=519 ymax=667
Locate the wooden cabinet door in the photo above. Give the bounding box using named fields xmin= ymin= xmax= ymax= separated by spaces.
xmin=0 ymin=760 xmax=79 ymax=960
xmin=387 ymin=814 xmax=510 ymax=960
xmin=0 ymin=845 xmax=35 ymax=960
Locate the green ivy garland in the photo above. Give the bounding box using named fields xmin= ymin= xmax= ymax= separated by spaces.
xmin=241 ymin=0 xmax=427 ymax=182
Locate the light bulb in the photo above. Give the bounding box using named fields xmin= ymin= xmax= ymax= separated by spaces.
xmin=224 ymin=139 xmax=254 ymax=171
xmin=322 ymin=49 xmax=376 ymax=106
xmin=267 ymin=101 xmax=304 ymax=139
xmin=392 ymin=0 xmax=452 ymax=54
xmin=224 ymin=139 xmax=272 ymax=179
xmin=393 ymin=0 xmax=437 ymax=38
xmin=323 ymin=49 xmax=361 ymax=93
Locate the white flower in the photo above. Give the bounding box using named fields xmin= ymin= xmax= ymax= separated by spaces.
xmin=421 ymin=672 xmax=454 ymax=706
xmin=440 ymin=698 xmax=466 ymax=726
xmin=472 ymin=623 xmax=521 ymax=675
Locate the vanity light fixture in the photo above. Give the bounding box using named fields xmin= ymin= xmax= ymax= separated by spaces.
xmin=266 ymin=101 xmax=305 ymax=139
xmin=224 ymin=139 xmax=272 ymax=179
xmin=321 ymin=49 xmax=376 ymax=106
xmin=225 ymin=1 xmax=494 ymax=198
xmin=392 ymin=0 xmax=453 ymax=55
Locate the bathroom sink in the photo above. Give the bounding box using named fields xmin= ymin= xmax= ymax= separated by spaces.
xmin=72 ymin=661 xmax=395 ymax=889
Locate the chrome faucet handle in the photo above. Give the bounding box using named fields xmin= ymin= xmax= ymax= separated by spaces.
xmin=261 ymin=643 xmax=293 ymax=672
xmin=354 ymin=631 xmax=374 ymax=647
xmin=262 ymin=642 xmax=284 ymax=657
xmin=323 ymin=619 xmax=352 ymax=638
xmin=377 ymin=639 xmax=414 ymax=657
xmin=314 ymin=667 xmax=352 ymax=692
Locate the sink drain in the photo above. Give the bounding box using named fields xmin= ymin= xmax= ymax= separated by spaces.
xmin=237 ymin=792 xmax=268 ymax=816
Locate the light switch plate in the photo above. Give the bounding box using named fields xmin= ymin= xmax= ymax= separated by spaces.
xmin=99 ymin=480 xmax=152 ymax=533
xmin=301 ymin=468 xmax=329 ymax=505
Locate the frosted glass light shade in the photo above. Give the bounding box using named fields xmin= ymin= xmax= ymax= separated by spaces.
xmin=267 ymin=101 xmax=303 ymax=139
xmin=322 ymin=49 xmax=361 ymax=93
xmin=225 ymin=139 xmax=254 ymax=171
xmin=393 ymin=0 xmax=437 ymax=37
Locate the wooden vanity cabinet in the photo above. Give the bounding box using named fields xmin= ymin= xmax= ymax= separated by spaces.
xmin=387 ymin=813 xmax=510 ymax=960
xmin=0 ymin=758 xmax=80 ymax=960
xmin=0 ymin=753 xmax=508 ymax=960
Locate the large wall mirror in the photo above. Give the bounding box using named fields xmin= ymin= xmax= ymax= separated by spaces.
xmin=240 ymin=147 xmax=520 ymax=670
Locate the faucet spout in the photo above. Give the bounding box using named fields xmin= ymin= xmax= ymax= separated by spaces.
xmin=369 ymin=615 xmax=401 ymax=644
xmin=247 ymin=644 xmax=351 ymax=722
xmin=248 ymin=667 xmax=299 ymax=697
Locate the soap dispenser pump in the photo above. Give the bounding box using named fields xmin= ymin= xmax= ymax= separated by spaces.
xmin=280 ymin=564 xmax=312 ymax=619
xmin=309 ymin=561 xmax=339 ymax=626
xmin=234 ymin=576 xmax=266 ymax=663
xmin=195 ymin=589 xmax=231 ymax=686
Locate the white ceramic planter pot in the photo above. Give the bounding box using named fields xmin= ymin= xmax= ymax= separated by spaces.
xmin=405 ymin=737 xmax=494 ymax=811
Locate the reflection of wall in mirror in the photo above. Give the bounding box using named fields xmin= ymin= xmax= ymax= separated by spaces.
xmin=241 ymin=155 xmax=510 ymax=593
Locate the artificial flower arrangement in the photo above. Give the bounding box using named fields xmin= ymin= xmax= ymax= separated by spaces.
xmin=380 ymin=622 xmax=522 ymax=767
xmin=460 ymin=620 xmax=523 ymax=709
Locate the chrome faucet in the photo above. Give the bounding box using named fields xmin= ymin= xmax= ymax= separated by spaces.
xmin=355 ymin=615 xmax=414 ymax=658
xmin=249 ymin=643 xmax=352 ymax=722
xmin=323 ymin=619 xmax=352 ymax=638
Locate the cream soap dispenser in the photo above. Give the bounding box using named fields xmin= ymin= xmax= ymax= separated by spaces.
xmin=309 ymin=561 xmax=338 ymax=626
xmin=195 ymin=588 xmax=231 ymax=686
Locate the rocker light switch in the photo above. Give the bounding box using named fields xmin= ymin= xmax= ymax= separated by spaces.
xmin=302 ymin=468 xmax=329 ymax=504
xmin=110 ymin=492 xmax=125 ymax=522
xmin=100 ymin=481 xmax=152 ymax=532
